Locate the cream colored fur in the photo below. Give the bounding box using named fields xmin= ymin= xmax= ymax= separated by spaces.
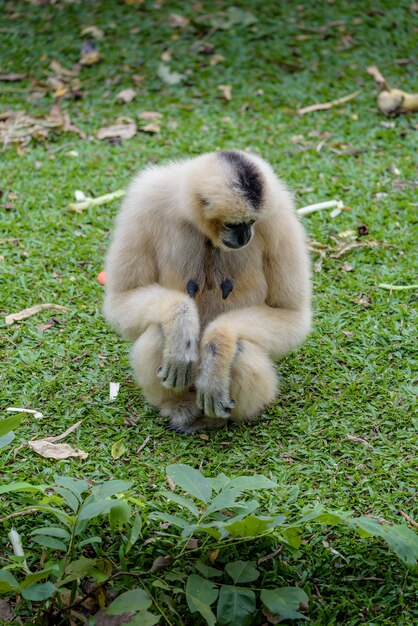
xmin=104 ymin=151 xmax=311 ymax=433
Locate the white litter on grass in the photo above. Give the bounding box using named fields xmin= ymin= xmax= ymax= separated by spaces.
xmin=109 ymin=382 xmax=120 ymax=401
xmin=74 ymin=189 xmax=88 ymax=202
xmin=8 ymin=528 xmax=30 ymax=573
xmin=297 ymin=199 xmax=344 ymax=217
xmin=7 ymin=407 xmax=43 ymax=419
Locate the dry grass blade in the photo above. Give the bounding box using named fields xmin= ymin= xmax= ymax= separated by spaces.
xmin=346 ymin=434 xmax=374 ymax=450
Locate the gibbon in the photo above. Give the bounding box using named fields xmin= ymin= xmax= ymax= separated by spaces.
xmin=103 ymin=150 xmax=311 ymax=433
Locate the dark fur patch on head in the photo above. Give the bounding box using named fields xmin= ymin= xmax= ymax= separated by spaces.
xmin=219 ymin=150 xmax=263 ymax=210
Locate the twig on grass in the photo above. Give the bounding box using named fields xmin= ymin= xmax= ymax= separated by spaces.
xmin=68 ymin=189 xmax=125 ymax=212
xmin=400 ymin=511 xmax=418 ymax=528
xmin=367 ymin=65 xmax=418 ymax=116
xmin=297 ymin=199 xmax=344 ymax=217
xmin=379 ymin=283 xmax=418 ymax=291
xmin=297 ymin=90 xmax=360 ymax=115
xmin=5 ymin=303 xmax=68 ymax=325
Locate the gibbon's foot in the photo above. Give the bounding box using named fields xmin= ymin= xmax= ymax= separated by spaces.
xmin=168 ymin=415 xmax=229 ymax=435
xmin=166 ymin=402 xmax=203 ymax=433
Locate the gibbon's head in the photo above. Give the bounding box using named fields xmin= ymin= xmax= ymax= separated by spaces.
xmin=189 ymin=150 xmax=265 ymax=251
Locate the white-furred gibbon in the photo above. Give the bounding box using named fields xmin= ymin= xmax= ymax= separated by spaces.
xmin=103 ymin=150 xmax=311 ymax=433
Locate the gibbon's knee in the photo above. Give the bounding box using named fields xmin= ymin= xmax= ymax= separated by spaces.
xmin=131 ymin=326 xmax=164 ymax=403
xmin=229 ymin=340 xmax=277 ymax=422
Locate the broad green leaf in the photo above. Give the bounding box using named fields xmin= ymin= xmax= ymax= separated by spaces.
xmin=59 ymin=557 xmax=97 ymax=586
xmin=186 ymin=575 xmax=218 ymax=626
xmin=280 ymin=527 xmax=302 ymax=550
xmin=78 ymin=536 xmax=102 ymax=548
xmin=106 ymin=588 xmax=152 ymax=615
xmin=90 ymin=480 xmax=133 ymax=499
xmin=55 ymin=476 xmax=88 ymax=501
xmin=21 ymin=582 xmax=57 ymax=601
xmin=78 ymin=498 xmax=124 ymax=522
xmin=205 ymin=488 xmax=241 ymax=515
xmin=111 ymin=439 xmax=126 ymax=460
xmin=0 ymin=481 xmax=46 ymax=495
xmin=0 ymin=432 xmax=15 ymax=449
xmin=195 ymin=562 xmax=223 ymax=578
xmin=227 ymin=475 xmax=277 ymax=491
xmin=207 ymin=473 xmax=231 ymax=492
xmin=260 ymin=587 xmax=309 ymax=621
xmin=166 ymin=464 xmax=212 ymax=503
xmin=0 ymin=570 xmax=19 ymax=593
xmin=109 ymin=500 xmax=131 ymax=530
xmin=225 ymin=561 xmax=259 ymax=584
xmin=354 ymin=518 xmax=418 ymax=567
xmin=126 ymin=514 xmax=142 ymax=554
xmin=216 ymin=585 xmax=256 ymax=626
xmin=149 ymin=511 xmax=194 ymax=531
xmin=126 ymin=612 xmax=160 ymax=626
xmin=55 ymin=486 xmax=79 ymax=512
xmin=20 ymin=567 xmax=57 ymax=589
xmin=0 ymin=413 xmax=23 ymax=437
xmin=30 ymin=526 xmax=70 ymax=540
xmin=224 ymin=515 xmax=273 ymax=538
xmin=159 ymin=490 xmax=200 ymax=517
xmin=31 ymin=536 xmax=67 ymax=551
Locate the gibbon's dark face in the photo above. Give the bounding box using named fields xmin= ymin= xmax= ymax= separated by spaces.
xmin=221 ymin=220 xmax=254 ymax=249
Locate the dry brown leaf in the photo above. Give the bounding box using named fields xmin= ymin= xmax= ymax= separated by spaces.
xmin=96 ymin=122 xmax=137 ymax=140
xmin=0 ymin=599 xmax=12 ymax=621
xmin=149 ymin=556 xmax=172 ymax=573
xmin=0 ymin=106 xmax=85 ymax=146
xmin=140 ymin=122 xmax=160 ymax=134
xmin=0 ymin=73 xmax=27 ymax=81
xmin=28 ymin=440 xmax=88 ymax=460
xmin=116 ymin=88 xmax=137 ymax=103
xmin=168 ymin=13 xmax=190 ymax=28
xmin=341 ymin=330 xmax=355 ymax=338
xmin=219 ymin=84 xmax=232 ymax=100
xmin=161 ymin=50 xmax=172 ymax=62
xmin=50 ymin=59 xmax=79 ymax=77
xmin=80 ymin=42 xmax=102 ymax=66
xmin=208 ymin=549 xmax=219 ymax=564
xmin=341 ymin=262 xmax=354 ymax=272
xmin=353 ymin=294 xmax=372 ymax=307
xmin=347 ymin=434 xmax=374 ymax=449
xmin=139 ymin=111 xmax=163 ymax=120
xmin=5 ymin=303 xmax=68 ymax=325
xmin=210 ymin=54 xmax=225 ymax=66
xmin=166 ymin=475 xmax=176 ymax=491
xmin=81 ymin=25 xmax=105 ymax=40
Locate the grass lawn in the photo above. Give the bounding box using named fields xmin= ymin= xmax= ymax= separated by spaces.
xmin=1 ymin=0 xmax=417 ymax=624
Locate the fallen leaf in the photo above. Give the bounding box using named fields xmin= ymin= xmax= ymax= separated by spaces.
xmin=0 ymin=599 xmax=12 ymax=621
xmin=111 ymin=440 xmax=126 ymax=460
xmin=149 ymin=556 xmax=172 ymax=573
xmin=37 ymin=317 xmax=61 ymax=333
xmin=208 ymin=549 xmax=219 ymax=564
xmin=210 ymin=54 xmax=225 ymax=66
xmin=139 ymin=111 xmax=163 ymax=120
xmin=80 ymin=41 xmax=101 ymax=66
xmin=96 ymin=122 xmax=137 ymax=140
xmin=81 ymin=25 xmax=105 ymax=40
xmin=28 ymin=440 xmax=88 ymax=460
xmin=353 ymin=294 xmax=372 ymax=307
xmin=166 ymin=475 xmax=176 ymax=491
xmin=157 ymin=63 xmax=185 ymax=85
xmin=116 ymin=88 xmax=137 ymax=103
xmin=347 ymin=434 xmax=374 ymax=448
xmin=5 ymin=303 xmax=68 ymax=325
xmin=357 ymin=223 xmax=369 ymax=236
xmin=341 ymin=330 xmax=355 ymax=338
xmin=168 ymin=13 xmax=189 ymax=28
xmin=140 ymin=122 xmax=160 ymax=134
xmin=0 ymin=107 xmax=85 ymax=146
xmin=219 ymin=84 xmax=232 ymax=100
xmin=94 ymin=609 xmax=135 ymax=626
xmin=50 ymin=60 xmax=79 ymax=77
xmin=199 ymin=433 xmax=209 ymax=441
xmin=341 ymin=262 xmax=354 ymax=272
xmin=0 ymin=73 xmax=27 ymax=81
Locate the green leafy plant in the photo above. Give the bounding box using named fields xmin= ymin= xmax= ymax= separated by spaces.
xmin=1 ymin=465 xmax=417 ymax=625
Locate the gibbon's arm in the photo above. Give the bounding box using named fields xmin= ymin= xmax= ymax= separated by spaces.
xmin=104 ymin=222 xmax=200 ymax=390
xmin=196 ymin=215 xmax=311 ymax=417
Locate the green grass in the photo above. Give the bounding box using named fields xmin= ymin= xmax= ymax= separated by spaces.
xmin=1 ymin=0 xmax=417 ymax=624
